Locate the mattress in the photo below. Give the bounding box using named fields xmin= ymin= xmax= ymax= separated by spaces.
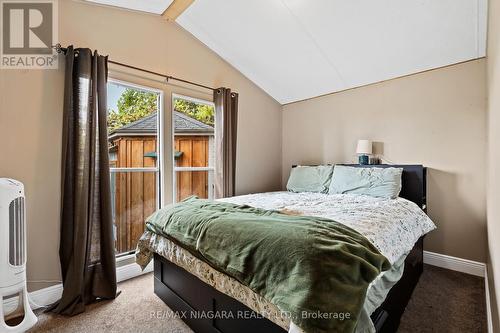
xmin=136 ymin=191 xmax=435 ymax=333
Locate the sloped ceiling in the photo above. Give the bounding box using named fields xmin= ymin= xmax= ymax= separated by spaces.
xmin=86 ymin=0 xmax=173 ymax=14
xmin=85 ymin=0 xmax=488 ymax=104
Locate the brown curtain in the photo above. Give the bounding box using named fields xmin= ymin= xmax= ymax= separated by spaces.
xmin=214 ymin=88 xmax=239 ymax=198
xmin=52 ymin=46 xmax=117 ymax=316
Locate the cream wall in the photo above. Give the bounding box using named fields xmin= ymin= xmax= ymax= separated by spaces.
xmin=282 ymin=59 xmax=487 ymax=262
xmin=0 ymin=0 xmax=282 ymax=291
xmin=487 ymin=0 xmax=500 ymax=329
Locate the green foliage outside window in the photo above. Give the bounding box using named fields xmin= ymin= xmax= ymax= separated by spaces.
xmin=108 ymin=88 xmax=158 ymax=132
xmin=173 ymin=98 xmax=214 ymax=126
xmin=108 ymin=88 xmax=214 ymax=132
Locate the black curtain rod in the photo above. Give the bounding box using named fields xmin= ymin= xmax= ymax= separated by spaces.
xmin=53 ymin=44 xmax=215 ymax=92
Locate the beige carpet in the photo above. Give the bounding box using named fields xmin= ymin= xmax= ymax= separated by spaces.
xmin=26 ymin=264 xmax=486 ymax=333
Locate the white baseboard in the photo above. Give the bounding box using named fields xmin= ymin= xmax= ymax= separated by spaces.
xmin=3 ymin=261 xmax=152 ymax=315
xmin=28 ymin=283 xmax=63 ymax=309
xmin=424 ymin=251 xmax=493 ymax=332
xmin=117 ymin=260 xmax=153 ymax=283
xmin=485 ymin=266 xmax=494 ymax=333
xmin=423 ymin=250 xmax=485 ymax=277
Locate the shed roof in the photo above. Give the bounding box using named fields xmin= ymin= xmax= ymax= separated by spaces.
xmin=109 ymin=111 xmax=213 ymax=138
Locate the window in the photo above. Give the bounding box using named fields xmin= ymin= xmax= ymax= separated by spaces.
xmin=107 ymin=80 xmax=162 ymax=257
xmin=172 ymin=95 xmax=215 ymax=202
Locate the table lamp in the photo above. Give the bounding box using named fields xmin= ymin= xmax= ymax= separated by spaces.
xmin=356 ymin=140 xmax=372 ymax=165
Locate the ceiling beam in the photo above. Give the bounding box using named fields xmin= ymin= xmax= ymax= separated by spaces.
xmin=162 ymin=0 xmax=195 ymax=21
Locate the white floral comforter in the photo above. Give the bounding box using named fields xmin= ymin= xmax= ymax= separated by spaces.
xmin=219 ymin=191 xmax=436 ymax=265
xmin=137 ymin=191 xmax=436 ymax=333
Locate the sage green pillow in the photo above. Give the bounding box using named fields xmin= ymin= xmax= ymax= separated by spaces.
xmin=328 ymin=166 xmax=403 ymax=199
xmin=286 ymin=165 xmax=334 ymax=193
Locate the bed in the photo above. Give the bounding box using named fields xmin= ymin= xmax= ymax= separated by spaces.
xmin=136 ymin=164 xmax=435 ymax=333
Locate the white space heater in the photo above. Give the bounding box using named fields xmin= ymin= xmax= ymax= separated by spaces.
xmin=0 ymin=179 xmax=37 ymax=332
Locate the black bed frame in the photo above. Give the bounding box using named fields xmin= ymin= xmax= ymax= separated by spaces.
xmin=153 ymin=164 xmax=427 ymax=333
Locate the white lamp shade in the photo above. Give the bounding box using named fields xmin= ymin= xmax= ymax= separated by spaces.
xmin=356 ymin=140 xmax=373 ymax=155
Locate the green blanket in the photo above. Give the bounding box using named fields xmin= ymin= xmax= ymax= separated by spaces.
xmin=145 ymin=197 xmax=390 ymax=333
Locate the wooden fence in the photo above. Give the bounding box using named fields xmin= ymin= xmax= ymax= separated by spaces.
xmin=112 ymin=137 xmax=157 ymax=254
xmin=110 ymin=135 xmax=210 ymax=254
xmin=174 ymin=136 xmax=209 ymax=202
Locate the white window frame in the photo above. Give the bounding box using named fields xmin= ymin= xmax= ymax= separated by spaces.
xmin=108 ymin=79 xmax=164 ymax=260
xmin=172 ymin=93 xmax=215 ymax=202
